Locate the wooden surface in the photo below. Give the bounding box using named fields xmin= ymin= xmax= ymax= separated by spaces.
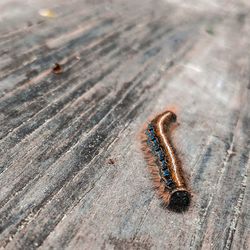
xmin=0 ymin=0 xmax=250 ymax=249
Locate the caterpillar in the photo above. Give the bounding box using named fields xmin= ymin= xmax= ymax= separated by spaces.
xmin=141 ymin=110 xmax=191 ymax=212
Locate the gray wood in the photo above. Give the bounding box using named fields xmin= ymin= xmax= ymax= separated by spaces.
xmin=0 ymin=0 xmax=249 ymax=249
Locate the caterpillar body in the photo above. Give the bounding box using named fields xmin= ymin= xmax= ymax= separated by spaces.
xmin=142 ymin=110 xmax=191 ymax=212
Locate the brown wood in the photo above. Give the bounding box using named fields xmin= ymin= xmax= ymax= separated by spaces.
xmin=0 ymin=0 xmax=249 ymax=249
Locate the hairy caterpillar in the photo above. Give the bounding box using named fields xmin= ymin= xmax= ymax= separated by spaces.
xmin=141 ymin=110 xmax=191 ymax=212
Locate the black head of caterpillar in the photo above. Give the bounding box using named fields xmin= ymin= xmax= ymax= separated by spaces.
xmin=142 ymin=110 xmax=191 ymax=212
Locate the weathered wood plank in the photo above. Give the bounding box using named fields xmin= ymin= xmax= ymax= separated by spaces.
xmin=0 ymin=0 xmax=249 ymax=249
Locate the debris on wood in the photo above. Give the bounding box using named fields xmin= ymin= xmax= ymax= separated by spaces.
xmin=108 ymin=158 xmax=115 ymax=165
xmin=52 ymin=63 xmax=63 ymax=74
xmin=39 ymin=9 xmax=56 ymax=18
xmin=27 ymin=21 xmax=33 ymax=27
xmin=206 ymin=26 xmax=215 ymax=35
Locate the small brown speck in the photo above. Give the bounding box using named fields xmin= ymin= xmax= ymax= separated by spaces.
xmin=27 ymin=21 xmax=33 ymax=27
xmin=108 ymin=158 xmax=115 ymax=165
xmin=52 ymin=63 xmax=63 ymax=74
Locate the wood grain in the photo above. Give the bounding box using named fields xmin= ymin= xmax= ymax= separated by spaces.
xmin=0 ymin=0 xmax=249 ymax=249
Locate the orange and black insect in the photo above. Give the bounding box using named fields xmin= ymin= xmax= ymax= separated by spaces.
xmin=141 ymin=110 xmax=191 ymax=212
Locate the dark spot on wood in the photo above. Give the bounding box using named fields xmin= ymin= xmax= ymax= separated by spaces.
xmin=206 ymin=26 xmax=215 ymax=35
xmin=52 ymin=63 xmax=63 ymax=74
xmin=237 ymin=12 xmax=247 ymax=24
xmin=108 ymin=158 xmax=115 ymax=165
xmin=27 ymin=21 xmax=33 ymax=27
xmin=169 ymin=60 xmax=174 ymax=67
